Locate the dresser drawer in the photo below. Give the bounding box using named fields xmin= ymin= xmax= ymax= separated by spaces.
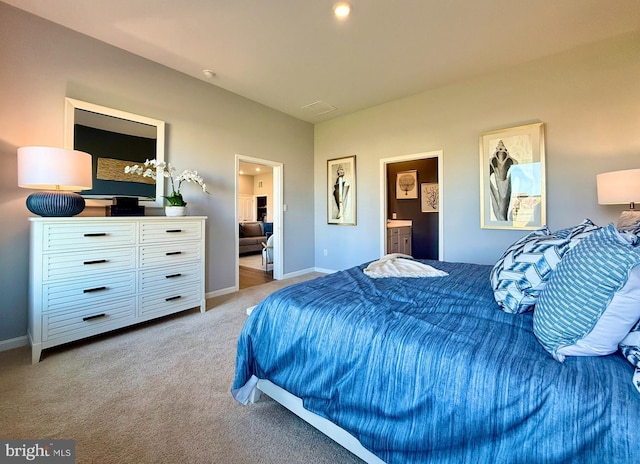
xmin=42 ymin=222 xmax=136 ymax=252
xmin=139 ymin=221 xmax=202 ymax=244
xmin=139 ymin=282 xmax=202 ymax=319
xmin=42 ymin=248 xmax=136 ymax=281
xmin=42 ymin=299 xmax=136 ymax=343
xmin=29 ymin=216 xmax=206 ymax=363
xmin=139 ymin=262 xmax=201 ymax=292
xmin=43 ymin=272 xmax=136 ymax=313
xmin=139 ymin=243 xmax=201 ymax=268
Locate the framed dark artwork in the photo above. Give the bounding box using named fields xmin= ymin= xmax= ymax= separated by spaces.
xmin=327 ymin=155 xmax=356 ymax=225
xmin=396 ymin=170 xmax=418 ymax=199
xmin=480 ymin=122 xmax=545 ymax=229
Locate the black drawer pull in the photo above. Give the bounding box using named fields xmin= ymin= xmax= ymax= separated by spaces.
xmin=166 ymin=229 xmax=182 ymax=233
xmin=166 ymin=295 xmax=182 ymax=301
xmin=84 ymin=259 xmax=108 ymax=265
xmin=83 ymin=313 xmax=106 ymax=321
xmin=166 ymin=251 xmax=182 ymax=256
xmin=84 ymin=233 xmax=107 ymax=237
xmin=166 ymin=273 xmax=182 ymax=279
xmin=83 ymin=286 xmax=107 ymax=293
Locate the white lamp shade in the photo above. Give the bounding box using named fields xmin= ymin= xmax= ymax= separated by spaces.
xmin=17 ymin=146 xmax=93 ymax=191
xmin=596 ymin=169 xmax=640 ymax=205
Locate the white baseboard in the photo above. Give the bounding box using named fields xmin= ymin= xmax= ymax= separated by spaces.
xmin=312 ymin=267 xmax=336 ymax=274
xmin=206 ymin=286 xmax=237 ymax=299
xmin=282 ymin=267 xmax=318 ymax=279
xmin=0 ymin=335 xmax=29 ymax=352
xmin=208 ymin=267 xmax=331 ymax=300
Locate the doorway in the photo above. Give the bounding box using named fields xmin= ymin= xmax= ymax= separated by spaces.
xmin=235 ymin=154 xmax=284 ymax=290
xmin=379 ymin=151 xmax=443 ymax=259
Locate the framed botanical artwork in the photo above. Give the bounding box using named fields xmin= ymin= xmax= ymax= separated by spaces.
xmin=480 ymin=122 xmax=546 ymax=230
xmin=327 ymin=155 xmax=356 ymax=225
xmin=396 ymin=170 xmax=418 ymax=199
xmin=421 ymin=183 xmax=439 ymax=212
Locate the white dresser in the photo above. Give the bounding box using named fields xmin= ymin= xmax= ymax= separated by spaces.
xmin=28 ymin=216 xmax=206 ymax=363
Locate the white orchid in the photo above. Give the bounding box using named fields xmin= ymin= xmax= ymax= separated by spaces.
xmin=125 ymin=159 xmax=208 ymax=206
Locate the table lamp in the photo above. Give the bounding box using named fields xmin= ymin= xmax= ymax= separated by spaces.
xmin=596 ymin=168 xmax=640 ymax=231
xmin=17 ymin=146 xmax=93 ymax=217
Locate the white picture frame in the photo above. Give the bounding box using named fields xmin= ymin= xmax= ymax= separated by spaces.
xmin=327 ymin=155 xmax=356 ymax=225
xmin=421 ymin=183 xmax=439 ymax=212
xmin=479 ymin=122 xmax=545 ymax=229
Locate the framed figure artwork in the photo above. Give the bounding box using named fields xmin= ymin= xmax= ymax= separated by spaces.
xmin=479 ymin=122 xmax=546 ymax=230
xmin=327 ymin=155 xmax=356 ymax=225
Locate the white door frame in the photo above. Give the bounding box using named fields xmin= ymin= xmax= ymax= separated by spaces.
xmin=235 ymin=154 xmax=284 ymax=284
xmin=379 ymin=150 xmax=444 ymax=260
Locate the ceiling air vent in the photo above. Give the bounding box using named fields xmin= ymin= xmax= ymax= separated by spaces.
xmin=301 ymin=100 xmax=337 ymax=116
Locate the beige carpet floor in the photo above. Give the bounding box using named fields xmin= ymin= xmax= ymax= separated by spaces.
xmin=0 ymin=273 xmax=363 ymax=464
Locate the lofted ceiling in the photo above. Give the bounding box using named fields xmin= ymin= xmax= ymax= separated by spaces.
xmin=4 ymin=0 xmax=640 ymax=123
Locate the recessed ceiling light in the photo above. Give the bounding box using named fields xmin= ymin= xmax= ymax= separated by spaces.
xmin=256 ymin=167 xmax=261 ymax=172
xmin=333 ymin=2 xmax=351 ymax=19
xmin=203 ymin=69 xmax=216 ymax=78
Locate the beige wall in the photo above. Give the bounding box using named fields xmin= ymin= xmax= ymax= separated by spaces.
xmin=0 ymin=4 xmax=314 ymax=342
xmin=314 ymin=30 xmax=640 ymax=270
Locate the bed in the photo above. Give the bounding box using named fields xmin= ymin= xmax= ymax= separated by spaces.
xmin=232 ymin=252 xmax=640 ymax=463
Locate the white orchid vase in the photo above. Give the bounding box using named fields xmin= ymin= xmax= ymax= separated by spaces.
xmin=124 ymin=159 xmax=208 ymax=206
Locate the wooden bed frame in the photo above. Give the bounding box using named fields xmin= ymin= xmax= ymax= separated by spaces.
xmin=249 ymin=379 xmax=385 ymax=464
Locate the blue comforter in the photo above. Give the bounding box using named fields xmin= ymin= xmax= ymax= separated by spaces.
xmin=232 ymin=260 xmax=640 ymax=463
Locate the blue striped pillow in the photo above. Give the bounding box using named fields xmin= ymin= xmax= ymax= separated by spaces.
xmin=534 ymin=224 xmax=640 ymax=362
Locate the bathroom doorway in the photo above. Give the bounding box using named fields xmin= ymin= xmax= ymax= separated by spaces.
xmin=379 ymin=151 xmax=443 ymax=260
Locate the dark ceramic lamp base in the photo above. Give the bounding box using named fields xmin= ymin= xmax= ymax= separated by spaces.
xmin=26 ymin=191 xmax=86 ymax=217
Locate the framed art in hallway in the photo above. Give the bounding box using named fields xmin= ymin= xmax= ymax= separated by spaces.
xmin=327 ymin=155 xmax=356 ymax=225
xmin=480 ymin=122 xmax=546 ymax=230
